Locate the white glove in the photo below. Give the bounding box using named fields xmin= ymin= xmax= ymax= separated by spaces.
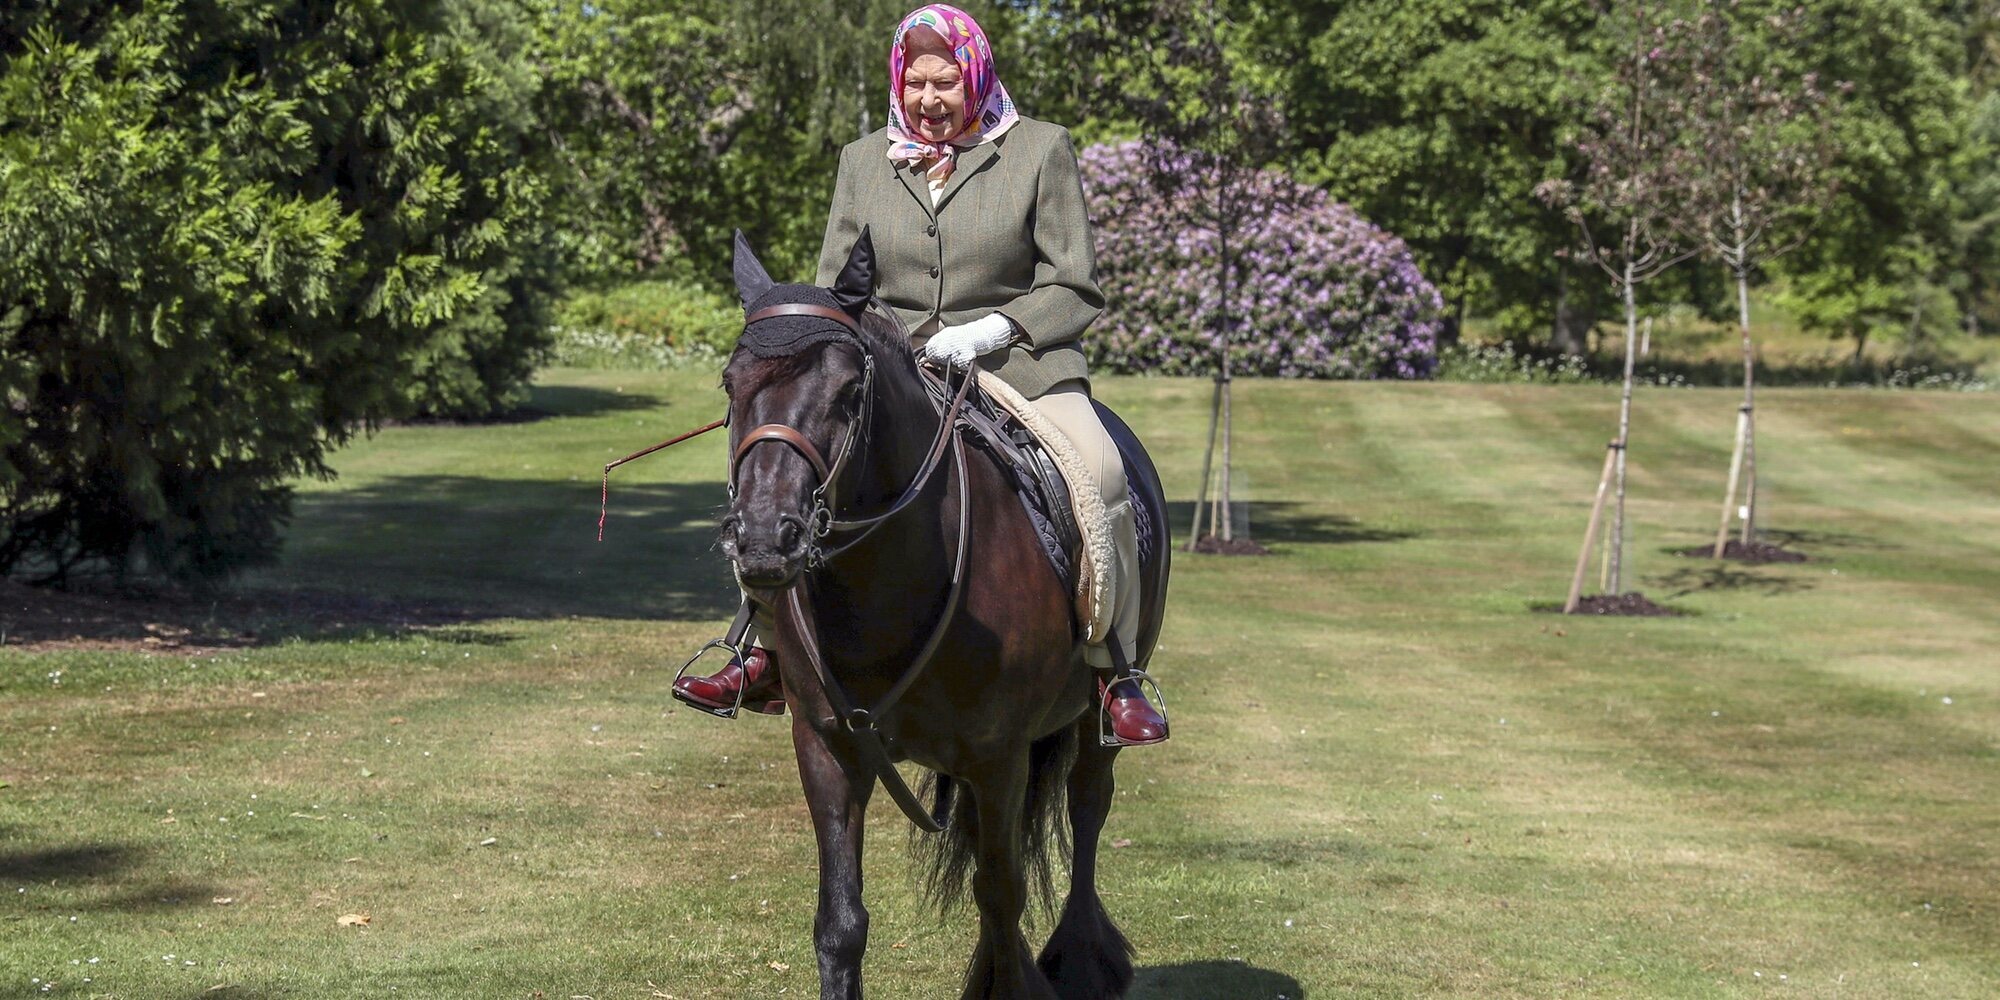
xmin=922 ymin=313 xmax=1018 ymax=368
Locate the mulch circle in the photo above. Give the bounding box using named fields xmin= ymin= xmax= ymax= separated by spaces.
xmin=1191 ymin=535 xmax=1271 ymax=556
xmin=1673 ymin=540 xmax=1810 ymax=564
xmin=1551 ymin=592 xmax=1684 ymax=617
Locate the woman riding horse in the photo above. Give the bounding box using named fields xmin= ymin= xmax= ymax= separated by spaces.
xmin=675 ymin=3 xmax=1167 ymax=746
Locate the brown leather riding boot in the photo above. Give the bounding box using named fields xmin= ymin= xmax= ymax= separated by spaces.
xmin=673 ymin=646 xmax=786 ymax=716
xmin=1101 ymin=675 xmax=1168 ymax=746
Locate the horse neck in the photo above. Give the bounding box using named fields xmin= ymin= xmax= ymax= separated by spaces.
xmin=852 ymin=356 xmax=944 ymax=510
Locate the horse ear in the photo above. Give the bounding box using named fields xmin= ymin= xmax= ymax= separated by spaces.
xmin=733 ymin=229 xmax=775 ymax=310
xmin=830 ymin=226 xmax=875 ymax=317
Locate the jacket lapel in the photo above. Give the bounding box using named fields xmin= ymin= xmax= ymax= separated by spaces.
xmin=935 ymin=140 xmax=1000 ymax=215
xmin=894 ymin=163 xmax=935 ymax=220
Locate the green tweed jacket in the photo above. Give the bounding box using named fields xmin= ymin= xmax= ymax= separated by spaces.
xmin=814 ymin=117 xmax=1104 ymax=398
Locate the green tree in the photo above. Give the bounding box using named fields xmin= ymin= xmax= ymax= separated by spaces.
xmin=1767 ymin=0 xmax=1969 ymax=357
xmin=532 ymin=0 xmax=1083 ymax=287
xmin=0 ymin=0 xmax=555 ymax=583
xmin=1284 ymin=0 xmax=1602 ymax=346
xmin=1670 ymin=1 xmax=1841 ymax=555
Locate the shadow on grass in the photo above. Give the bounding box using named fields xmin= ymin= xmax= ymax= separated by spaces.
xmin=391 ymin=384 xmax=664 ymax=426
xmin=1759 ymin=527 xmax=1896 ymax=552
xmin=1649 ymin=564 xmax=1817 ymax=599
xmin=524 ymin=382 xmax=667 ymax=419
xmin=1163 ymin=501 xmax=1418 ymax=550
xmin=1133 ymin=960 xmax=1305 ymax=999
xmin=9 ymin=488 xmax=1422 ymax=651
xmin=5 ymin=474 xmax=740 ymax=651
xmin=80 ymin=881 xmax=228 ymax=913
xmin=0 ymin=843 xmax=139 ymax=881
xmin=281 ymin=475 xmax=737 ymax=621
xmin=0 ymin=843 xmax=220 ymax=912
xmin=1567 ymin=347 xmax=1986 ymax=388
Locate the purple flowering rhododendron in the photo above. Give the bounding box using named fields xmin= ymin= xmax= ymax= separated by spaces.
xmin=1079 ymin=141 xmax=1443 ymax=379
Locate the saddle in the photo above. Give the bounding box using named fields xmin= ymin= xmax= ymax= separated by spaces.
xmin=923 ymin=368 xmax=1125 ymax=643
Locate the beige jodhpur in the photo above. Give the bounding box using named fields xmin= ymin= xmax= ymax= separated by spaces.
xmin=1029 ymin=379 xmax=1140 ymax=672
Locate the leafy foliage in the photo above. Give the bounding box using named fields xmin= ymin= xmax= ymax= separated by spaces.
xmin=1081 ymin=141 xmax=1444 ymax=379
xmin=550 ymin=279 xmax=740 ymax=368
xmin=1285 ymin=0 xmax=1600 ymax=342
xmin=0 ymin=0 xmax=555 ymax=582
xmin=1759 ymin=0 xmax=1972 ymax=352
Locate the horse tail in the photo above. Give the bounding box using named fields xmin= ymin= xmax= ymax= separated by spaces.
xmin=914 ymin=724 xmax=1078 ymax=916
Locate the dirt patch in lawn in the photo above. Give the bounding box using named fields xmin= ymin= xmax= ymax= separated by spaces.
xmin=0 ymin=580 xmax=483 ymax=654
xmin=1673 ymin=540 xmax=1811 ymax=564
xmin=1540 ymin=592 xmax=1686 ymax=617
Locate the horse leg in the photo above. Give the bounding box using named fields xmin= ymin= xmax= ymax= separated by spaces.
xmin=793 ymin=714 xmax=872 ymax=1000
xmin=1037 ymin=715 xmax=1135 ymax=999
xmin=960 ymin=761 xmax=1061 ymax=1000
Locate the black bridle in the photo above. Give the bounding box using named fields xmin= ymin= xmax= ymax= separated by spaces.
xmin=717 ymin=302 xmax=978 ymax=832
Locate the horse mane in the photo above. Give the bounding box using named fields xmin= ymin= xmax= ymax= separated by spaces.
xmin=854 ymin=301 xmax=921 ymax=383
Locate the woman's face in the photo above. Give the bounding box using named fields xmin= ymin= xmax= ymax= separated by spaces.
xmin=900 ymin=29 xmax=965 ymax=143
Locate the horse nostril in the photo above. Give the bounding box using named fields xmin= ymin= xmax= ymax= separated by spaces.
xmin=779 ymin=519 xmax=802 ymax=553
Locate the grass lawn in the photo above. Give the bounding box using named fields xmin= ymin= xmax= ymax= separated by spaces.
xmin=4 ymin=368 xmax=1997 ymax=999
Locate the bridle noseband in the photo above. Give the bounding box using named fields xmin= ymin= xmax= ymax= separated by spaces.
xmin=729 ymin=303 xmax=879 ymax=566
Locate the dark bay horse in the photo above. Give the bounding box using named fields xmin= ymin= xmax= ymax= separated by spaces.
xmin=716 ymin=231 xmax=1170 ymax=1000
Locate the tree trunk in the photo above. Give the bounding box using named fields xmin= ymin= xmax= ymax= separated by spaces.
xmin=1733 ymin=223 xmax=1758 ymax=548
xmin=1609 ymin=259 xmax=1637 ymax=595
xmin=1739 ymin=407 xmax=1757 ymax=547
xmin=1208 ymin=209 xmax=1224 ymax=540
xmin=1208 ymin=370 xmax=1224 ymax=540
xmin=1552 ymin=266 xmax=1596 ymax=355
xmin=1186 ymin=377 xmax=1221 ymax=553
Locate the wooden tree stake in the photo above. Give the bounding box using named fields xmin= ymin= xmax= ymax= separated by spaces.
xmin=1565 ymin=443 xmax=1622 ymax=614
xmin=1713 ymin=404 xmax=1749 ymax=557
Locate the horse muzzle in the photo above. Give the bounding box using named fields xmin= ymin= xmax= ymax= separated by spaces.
xmin=722 ymin=509 xmax=816 ymax=588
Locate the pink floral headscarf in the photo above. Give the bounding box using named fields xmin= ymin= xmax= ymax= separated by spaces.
xmin=886 ymin=5 xmax=1019 ymax=182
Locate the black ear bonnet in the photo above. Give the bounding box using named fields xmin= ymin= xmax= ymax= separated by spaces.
xmin=733 ymin=229 xmax=877 ymax=360
xmin=738 ymin=285 xmax=863 ymax=359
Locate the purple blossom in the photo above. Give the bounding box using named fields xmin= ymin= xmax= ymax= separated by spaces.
xmin=1079 ymin=141 xmax=1443 ymax=380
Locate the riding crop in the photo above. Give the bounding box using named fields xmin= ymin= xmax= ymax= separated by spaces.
xmin=598 ymin=415 xmax=727 ymax=542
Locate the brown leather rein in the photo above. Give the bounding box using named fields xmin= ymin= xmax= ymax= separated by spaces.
xmin=611 ymin=301 xmax=977 ymax=832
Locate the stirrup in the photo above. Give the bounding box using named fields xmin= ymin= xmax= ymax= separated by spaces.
xmin=1098 ymin=669 xmax=1170 ymax=748
xmin=671 ymin=638 xmax=754 ymax=720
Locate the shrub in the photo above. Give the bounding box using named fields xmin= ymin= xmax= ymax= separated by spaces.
xmin=0 ymin=1 xmax=555 ymax=583
xmin=1079 ymin=141 xmax=1444 ymax=379
xmin=547 ymin=278 xmax=739 ymax=370
xmin=1434 ymin=343 xmax=1597 ymax=384
xmin=554 ymin=280 xmax=740 ymax=355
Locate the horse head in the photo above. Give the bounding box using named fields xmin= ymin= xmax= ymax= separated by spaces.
xmin=719 ymin=228 xmax=918 ymax=589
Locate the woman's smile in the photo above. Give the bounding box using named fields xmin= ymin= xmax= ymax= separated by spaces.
xmin=900 ymin=28 xmax=966 ymax=142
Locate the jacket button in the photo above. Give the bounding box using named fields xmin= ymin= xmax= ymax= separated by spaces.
xmin=925 ymin=224 xmax=937 ymax=237
xmin=928 ymin=266 xmax=940 ymax=278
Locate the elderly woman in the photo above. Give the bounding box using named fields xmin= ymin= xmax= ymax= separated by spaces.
xmin=675 ymin=4 xmax=1165 ymax=746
